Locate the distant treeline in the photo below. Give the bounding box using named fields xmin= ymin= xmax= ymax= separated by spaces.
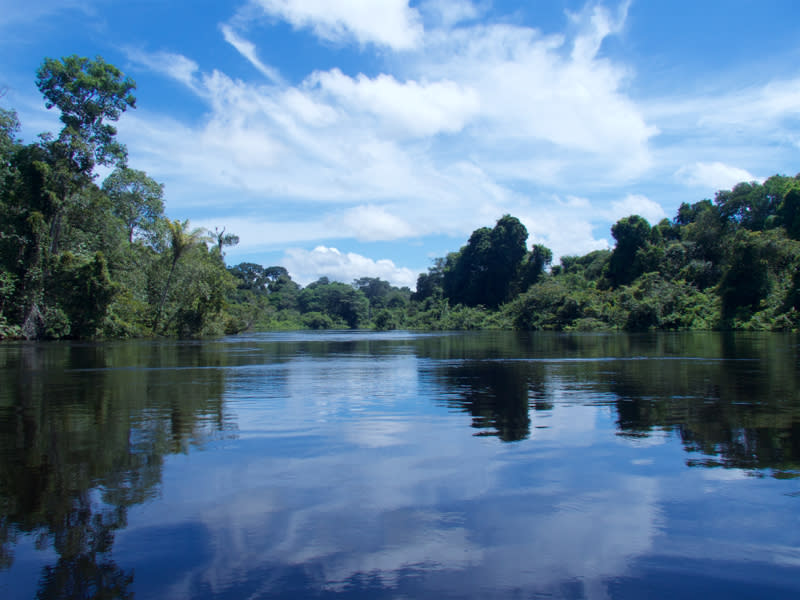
xmin=2 ymin=56 xmax=799 ymax=339
xmin=241 ymin=172 xmax=800 ymax=333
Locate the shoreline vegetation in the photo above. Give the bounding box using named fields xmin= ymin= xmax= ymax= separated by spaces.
xmin=2 ymin=56 xmax=799 ymax=340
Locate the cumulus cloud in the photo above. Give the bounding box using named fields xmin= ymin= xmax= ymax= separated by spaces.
xmin=282 ymin=246 xmax=418 ymax=288
xmin=675 ymin=161 xmax=759 ymax=191
xmin=312 ymin=70 xmax=481 ymax=138
xmin=116 ymin=1 xmax=796 ymax=274
xmin=250 ymin=0 xmax=424 ymax=50
xmin=121 ymin=0 xmax=656 ymax=256
xmin=609 ymin=193 xmax=667 ymax=225
xmin=416 ymin=19 xmax=656 ymax=179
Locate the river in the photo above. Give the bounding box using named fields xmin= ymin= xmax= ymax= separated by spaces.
xmin=1 ymin=331 xmax=798 ymax=599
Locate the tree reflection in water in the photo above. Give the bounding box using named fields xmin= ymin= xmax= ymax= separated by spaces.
xmin=0 ymin=341 xmax=232 ymax=599
xmin=423 ymin=331 xmax=800 ymax=477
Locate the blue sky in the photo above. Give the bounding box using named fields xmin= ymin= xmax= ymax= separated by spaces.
xmin=2 ymin=0 xmax=799 ymax=288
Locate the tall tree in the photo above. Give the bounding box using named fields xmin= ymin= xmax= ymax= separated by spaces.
xmin=102 ymin=167 xmax=164 ymax=244
xmin=35 ymin=56 xmax=136 ymax=256
xmin=443 ymin=215 xmax=529 ymax=308
xmin=607 ymin=215 xmax=652 ymax=287
xmin=152 ymin=220 xmax=208 ymax=334
xmin=210 ymin=226 xmax=239 ymax=257
xmin=36 ymin=56 xmax=135 ymax=171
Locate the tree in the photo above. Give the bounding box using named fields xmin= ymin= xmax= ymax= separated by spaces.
xmin=209 ymin=226 xmax=239 ymax=257
xmin=412 ymin=257 xmax=445 ymax=302
xmin=443 ymin=215 xmax=529 ymax=308
xmin=35 ymin=56 xmax=136 ymax=256
xmin=229 ymin=262 xmax=269 ymax=292
xmin=298 ymin=279 xmax=369 ymax=328
xmin=352 ymin=277 xmax=393 ymax=308
xmin=152 ymin=220 xmax=208 ymax=334
xmin=607 ymin=215 xmax=652 ymax=287
xmin=516 ymin=243 xmax=552 ymax=293
xmin=778 ymin=188 xmax=800 ymax=240
xmin=36 ymin=56 xmax=136 ymax=171
xmin=102 ymin=167 xmax=164 ymax=244
xmin=0 ymin=105 xmax=20 ymax=194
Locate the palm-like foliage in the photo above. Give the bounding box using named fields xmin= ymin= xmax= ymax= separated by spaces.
xmin=152 ymin=219 xmax=208 ymax=334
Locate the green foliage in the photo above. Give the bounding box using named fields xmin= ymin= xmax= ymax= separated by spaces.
xmin=102 ymin=167 xmax=164 ymax=244
xmin=0 ymin=107 xmax=20 ymax=195
xmin=50 ymin=251 xmax=117 ymax=338
xmin=303 ymin=311 xmax=335 ymax=329
xmin=373 ymin=308 xmax=400 ymax=330
xmin=608 ymin=215 xmax=652 ymax=287
xmin=443 ymin=214 xmax=529 ymax=308
xmin=508 ymin=276 xmax=606 ymax=331
xmin=778 ymin=188 xmax=800 ymax=239
xmin=152 ymin=219 xmax=210 ymax=335
xmin=298 ymin=279 xmax=369 ymax=328
xmin=36 ymin=55 xmax=135 ymax=170
xmin=412 ymin=257 xmax=445 ymax=302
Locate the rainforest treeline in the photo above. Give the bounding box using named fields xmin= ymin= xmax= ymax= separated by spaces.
xmin=1 ymin=56 xmax=800 ymax=340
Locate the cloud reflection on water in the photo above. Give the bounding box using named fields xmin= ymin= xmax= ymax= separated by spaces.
xmin=119 ymin=350 xmax=664 ymax=599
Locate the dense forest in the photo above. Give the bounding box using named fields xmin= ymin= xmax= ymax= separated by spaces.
xmin=1 ymin=56 xmax=799 ymax=340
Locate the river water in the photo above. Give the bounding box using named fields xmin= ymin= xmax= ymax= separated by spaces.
xmin=1 ymin=331 xmax=799 ymax=599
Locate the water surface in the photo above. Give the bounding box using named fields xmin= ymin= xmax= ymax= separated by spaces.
xmin=1 ymin=331 xmax=799 ymax=599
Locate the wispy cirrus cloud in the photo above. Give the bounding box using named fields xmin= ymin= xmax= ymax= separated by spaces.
xmin=219 ymin=24 xmax=284 ymax=84
xmin=124 ymin=48 xmax=200 ymax=91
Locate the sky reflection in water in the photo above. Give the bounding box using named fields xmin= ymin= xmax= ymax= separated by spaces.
xmin=1 ymin=331 xmax=799 ymax=599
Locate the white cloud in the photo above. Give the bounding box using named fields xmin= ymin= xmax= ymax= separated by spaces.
xmin=609 ymin=193 xmax=666 ymax=225
xmin=126 ymin=49 xmax=200 ymax=90
xmin=518 ymin=208 xmax=609 ymax=260
xmin=675 ymin=161 xmax=758 ymax=191
xmin=251 ymin=0 xmax=424 ymax=50
xmin=116 ymin=1 xmax=798 ymax=273
xmin=645 ymin=76 xmax=800 ymax=173
xmin=419 ymin=0 xmax=482 ymax=29
xmin=313 ymin=69 xmax=480 ymax=137
xmin=118 ymin=2 xmax=662 ymax=268
xmin=283 ymin=246 xmax=418 ymax=288
xmin=568 ymin=0 xmax=631 ymax=63
xmin=220 ymin=24 xmax=284 ymax=84
xmin=334 ymin=205 xmax=417 ymax=241
xmin=417 ymin=21 xmax=656 ymax=178
xmin=189 ymin=216 xmax=332 ymax=250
